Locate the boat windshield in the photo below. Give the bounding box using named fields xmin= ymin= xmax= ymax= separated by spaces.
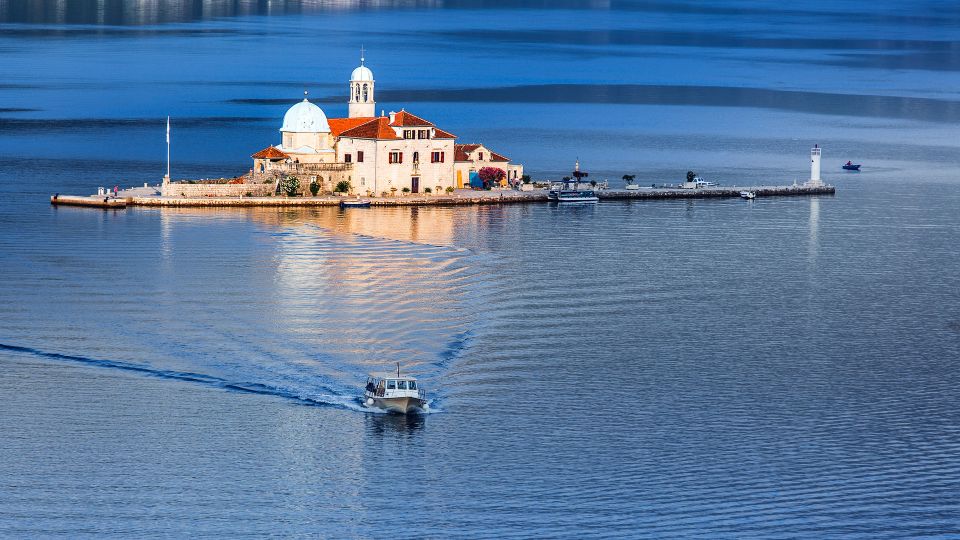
xmin=397 ymin=380 xmax=407 ymax=390
xmin=387 ymin=380 xmax=396 ymax=390
xmin=408 ymin=381 xmax=417 ymax=390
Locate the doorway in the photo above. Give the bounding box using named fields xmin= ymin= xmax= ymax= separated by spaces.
xmin=411 ymin=176 xmax=420 ymax=193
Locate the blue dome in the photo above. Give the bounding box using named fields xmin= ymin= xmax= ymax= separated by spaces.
xmin=280 ymin=99 xmax=330 ymax=133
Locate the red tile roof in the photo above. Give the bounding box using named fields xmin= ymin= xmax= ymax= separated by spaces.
xmin=490 ymin=151 xmax=510 ymax=162
xmin=328 ymin=116 xmax=376 ymax=136
xmin=338 ymin=117 xmax=399 ymax=140
xmin=454 ymin=144 xmax=481 ymax=162
xmin=390 ymin=110 xmax=433 ymax=127
xmin=251 ymin=146 xmax=289 ymax=159
xmin=433 ymin=127 xmax=457 ymax=139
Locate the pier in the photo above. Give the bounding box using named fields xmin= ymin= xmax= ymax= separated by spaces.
xmin=51 ymin=184 xmax=834 ymax=209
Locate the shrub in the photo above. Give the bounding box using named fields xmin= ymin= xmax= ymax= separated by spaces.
xmin=445 ymin=186 xmax=455 ymax=194
xmin=478 ymin=167 xmax=506 ymax=188
xmin=279 ymin=175 xmax=300 ymax=196
xmin=424 ymin=187 xmax=432 ymax=194
xmin=521 ymin=174 xmax=531 ymax=184
xmin=309 ymin=181 xmax=320 ymax=196
xmin=401 ymin=187 xmax=411 ymax=193
xmin=244 ymin=191 xmax=253 ymax=197
xmin=334 ymin=180 xmax=351 ymax=193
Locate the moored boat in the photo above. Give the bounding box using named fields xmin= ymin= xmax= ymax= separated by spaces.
xmin=549 ymin=159 xmax=600 ymax=203
xmin=362 ymin=364 xmax=428 ymax=414
xmin=340 ymin=199 xmax=371 ymax=208
xmin=740 ymin=190 xmax=756 ymax=199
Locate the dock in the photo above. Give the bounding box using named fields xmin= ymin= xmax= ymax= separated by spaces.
xmin=50 ymin=194 xmax=128 ymax=209
xmin=50 ymin=184 xmax=834 ymax=210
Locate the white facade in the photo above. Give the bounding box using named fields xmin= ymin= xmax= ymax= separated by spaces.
xmin=252 ymin=57 xmax=520 ymax=195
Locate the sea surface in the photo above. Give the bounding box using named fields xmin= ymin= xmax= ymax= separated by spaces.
xmin=2 ymin=1 xmax=960 ymax=537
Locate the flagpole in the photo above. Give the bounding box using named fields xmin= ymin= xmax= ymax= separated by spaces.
xmin=166 ymin=116 xmax=171 ymax=182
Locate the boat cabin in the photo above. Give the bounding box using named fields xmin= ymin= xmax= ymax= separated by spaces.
xmin=365 ymin=376 xmax=423 ymax=399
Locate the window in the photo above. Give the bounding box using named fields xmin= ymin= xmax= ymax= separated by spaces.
xmin=408 ymin=381 xmax=417 ymax=390
xmin=413 ymin=152 xmax=419 ymax=163
xmin=387 ymin=380 xmax=397 ymax=390
xmin=354 ymin=84 xmax=360 ymax=102
xmin=362 ymin=83 xmax=368 ymax=102
xmin=397 ymin=380 xmax=407 ymax=390
xmin=478 ymin=152 xmax=484 ymax=160
xmin=404 ymin=130 xmax=415 ymax=139
xmin=431 ymin=151 xmax=445 ymax=163
xmin=360 ymin=177 xmax=365 ymax=186
xmin=389 ymin=151 xmax=403 ymax=164
xmin=344 ymin=153 xmax=352 ymax=163
xmin=418 ymin=129 xmax=429 ymax=139
xmin=357 ymin=151 xmax=364 ymax=163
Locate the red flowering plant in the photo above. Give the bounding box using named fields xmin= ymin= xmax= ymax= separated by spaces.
xmin=477 ymin=167 xmax=506 ymax=189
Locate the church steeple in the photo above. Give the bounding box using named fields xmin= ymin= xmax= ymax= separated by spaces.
xmin=348 ymin=48 xmax=375 ymax=118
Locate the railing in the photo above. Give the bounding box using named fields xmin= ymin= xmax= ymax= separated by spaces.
xmin=294 ymin=162 xmax=354 ymax=172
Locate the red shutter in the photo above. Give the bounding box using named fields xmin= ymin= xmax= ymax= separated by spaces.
xmin=399 ymin=152 xmax=403 ymax=164
xmin=357 ymin=151 xmax=364 ymax=163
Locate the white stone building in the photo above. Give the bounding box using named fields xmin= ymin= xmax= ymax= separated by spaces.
xmin=251 ymin=57 xmax=520 ymax=195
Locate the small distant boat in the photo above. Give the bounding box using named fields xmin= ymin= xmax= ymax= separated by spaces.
xmin=340 ymin=199 xmax=371 ymax=208
xmin=362 ymin=364 xmax=428 ymax=414
xmin=740 ymin=190 xmax=756 ymax=200
xmin=842 ymin=161 xmax=861 ymax=171
xmin=624 ymin=183 xmax=641 ymax=190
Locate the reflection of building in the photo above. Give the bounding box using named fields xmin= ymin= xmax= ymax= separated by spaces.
xmin=251 ymin=55 xmax=523 ymax=195
xmin=454 ymin=144 xmax=524 ymax=188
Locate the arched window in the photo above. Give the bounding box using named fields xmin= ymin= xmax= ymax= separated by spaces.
xmin=362 ymin=84 xmax=368 ymax=102
xmin=355 ymin=84 xmax=360 ymax=102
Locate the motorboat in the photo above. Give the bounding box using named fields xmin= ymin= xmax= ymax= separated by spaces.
xmin=548 ymin=159 xmax=600 ymax=203
xmin=555 ymin=190 xmax=599 ymax=203
xmin=740 ymin=190 xmax=756 ymax=200
xmin=362 ymin=364 xmax=428 ymax=414
xmin=340 ymin=199 xmax=372 ymax=208
xmin=842 ymin=161 xmax=861 ymax=171
xmin=624 ymin=184 xmax=642 ymax=190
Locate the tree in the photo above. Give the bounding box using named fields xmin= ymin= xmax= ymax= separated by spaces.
xmin=334 ymin=180 xmax=351 ymax=193
xmin=622 ymin=174 xmax=635 ymax=183
xmin=478 ymin=167 xmax=506 ymax=188
xmin=521 ymin=174 xmax=531 ymax=184
xmin=686 ymin=171 xmax=696 ymax=183
xmin=309 ymin=180 xmax=320 ymax=196
xmin=279 ymin=175 xmax=300 ymax=196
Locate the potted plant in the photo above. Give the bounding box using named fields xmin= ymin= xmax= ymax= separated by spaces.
xmin=424 ymin=187 xmax=432 ymax=194
xmin=309 ymin=180 xmax=320 ymax=197
xmin=334 ymin=180 xmax=351 ymax=196
xmin=445 ymin=186 xmax=455 ymax=194
xmin=401 ymin=187 xmax=411 ymax=195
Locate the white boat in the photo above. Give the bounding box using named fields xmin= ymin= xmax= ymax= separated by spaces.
xmin=362 ymin=365 xmax=428 ymax=414
xmin=740 ymin=190 xmax=756 ymax=199
xmin=555 ymin=190 xmax=599 ymax=203
xmin=624 ymin=183 xmax=641 ymax=190
xmin=548 ymin=160 xmax=599 ymax=202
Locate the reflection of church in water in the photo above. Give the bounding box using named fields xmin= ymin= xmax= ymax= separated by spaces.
xmin=251 ymin=55 xmax=523 ymax=195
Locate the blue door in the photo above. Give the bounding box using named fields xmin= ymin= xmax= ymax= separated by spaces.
xmin=469 ymin=171 xmax=482 ymax=188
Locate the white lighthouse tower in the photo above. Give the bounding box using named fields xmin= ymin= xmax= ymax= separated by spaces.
xmin=348 ymin=49 xmax=375 ymax=118
xmin=809 ymin=144 xmax=822 ymax=186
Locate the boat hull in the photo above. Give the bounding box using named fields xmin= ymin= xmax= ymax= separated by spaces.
xmin=369 ymin=396 xmax=428 ymax=414
xmin=842 ymin=165 xmax=861 ymax=171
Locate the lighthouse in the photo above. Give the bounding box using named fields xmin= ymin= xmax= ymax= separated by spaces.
xmin=809 ymin=144 xmax=822 ymax=186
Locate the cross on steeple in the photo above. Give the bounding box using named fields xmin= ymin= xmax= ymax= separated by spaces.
xmin=360 ymin=45 xmax=365 ymax=65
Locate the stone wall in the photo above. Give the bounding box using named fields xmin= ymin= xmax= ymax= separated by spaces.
xmin=162 ymin=181 xmax=275 ymax=198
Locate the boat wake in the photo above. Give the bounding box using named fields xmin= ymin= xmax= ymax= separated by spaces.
xmin=0 ymin=342 xmax=368 ymax=410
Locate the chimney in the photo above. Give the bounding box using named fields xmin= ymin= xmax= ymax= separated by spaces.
xmin=388 ymin=111 xmax=396 ymax=124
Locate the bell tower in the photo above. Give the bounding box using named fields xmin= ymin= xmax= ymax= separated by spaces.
xmin=348 ymin=48 xmax=375 ymax=118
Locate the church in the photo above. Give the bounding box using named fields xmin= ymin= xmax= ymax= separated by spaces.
xmin=251 ymin=57 xmax=523 ymax=196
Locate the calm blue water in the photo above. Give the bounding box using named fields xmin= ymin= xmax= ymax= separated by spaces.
xmin=2 ymin=1 xmax=960 ymax=537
